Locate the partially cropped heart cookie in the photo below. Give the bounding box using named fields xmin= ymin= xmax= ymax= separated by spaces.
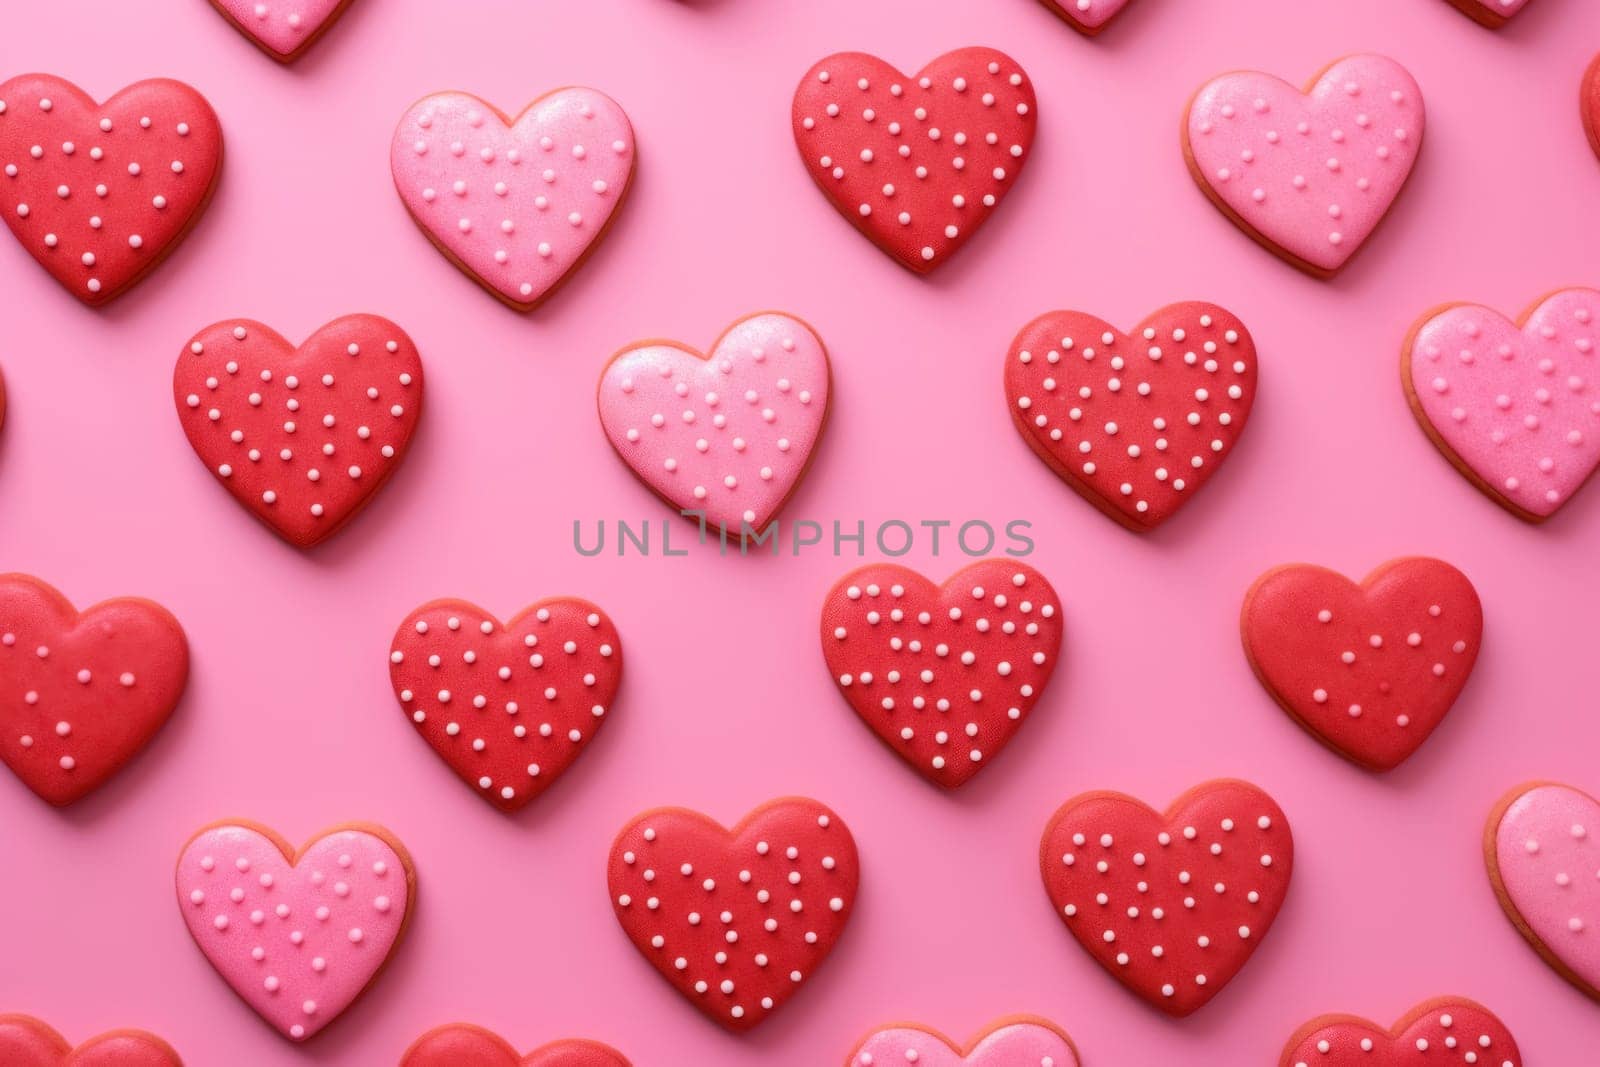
xmin=1584 ymin=55 xmax=1600 ymax=161
xmin=597 ymin=312 xmax=830 ymax=533
xmin=1005 ymin=303 xmax=1258 ymax=530
xmin=389 ymin=597 xmax=623 ymax=812
xmin=1486 ymin=782 xmax=1600 ymax=1002
xmin=820 ymin=560 xmax=1063 ymax=788
xmin=391 ymin=89 xmax=635 ymax=309
xmin=176 ymin=820 xmax=415 ymax=1042
xmin=1038 ymin=0 xmax=1135 ymax=35
xmin=1278 ymin=997 xmax=1521 ymax=1066
xmin=209 ymin=0 xmax=355 ymax=61
xmin=0 ymin=574 xmax=188 ymax=806
xmin=792 ymin=48 xmax=1036 ymax=273
xmin=0 ymin=1014 xmax=182 ymax=1067
xmin=1445 ymin=0 xmax=1533 ymax=28
xmin=848 ymin=1016 xmax=1079 ymax=1067
xmin=1184 ymin=55 xmax=1423 ymax=277
xmin=402 ymin=1025 xmax=631 ymax=1067
xmin=0 ymin=75 xmax=222 ymax=305
xmin=173 ymin=315 xmax=424 ymax=548
xmin=607 ymin=798 xmax=859 ymax=1031
xmin=1039 ymin=778 xmax=1293 ymax=1016
xmin=1241 ymin=558 xmax=1482 ymax=771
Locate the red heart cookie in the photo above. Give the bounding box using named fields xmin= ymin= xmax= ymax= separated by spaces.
xmin=173 ymin=315 xmax=424 ymax=548
xmin=0 ymin=574 xmax=188 ymax=806
xmin=0 ymin=75 xmax=222 ymax=306
xmin=402 ymin=1025 xmax=630 ymax=1067
xmin=1038 ymin=0 xmax=1135 ymax=36
xmin=0 ymin=1014 xmax=182 ymax=1067
xmin=1279 ymin=997 xmax=1521 ymax=1066
xmin=209 ymin=0 xmax=356 ymax=63
xmin=1445 ymin=0 xmax=1533 ymax=28
xmin=1039 ymin=779 xmax=1293 ymax=1016
xmin=820 ymin=560 xmax=1063 ymax=789
xmin=1241 ymin=558 xmax=1482 ymax=771
xmin=1005 ymin=303 xmax=1258 ymax=531
xmin=791 ymin=49 xmax=1036 ymax=273
xmin=607 ymin=798 xmax=860 ymax=1032
xmin=389 ymin=597 xmax=623 ymax=812
xmin=1584 ymin=54 xmax=1600 ymax=165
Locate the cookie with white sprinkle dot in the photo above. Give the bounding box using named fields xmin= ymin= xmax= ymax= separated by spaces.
xmin=402 ymin=1024 xmax=631 ymax=1067
xmin=1444 ymin=0 xmax=1534 ymax=28
xmin=1279 ymin=997 xmax=1521 ymax=1066
xmin=0 ymin=1014 xmax=182 ymax=1066
xmin=607 ymin=798 xmax=859 ymax=1032
xmin=1038 ymin=778 xmax=1293 ymax=1016
xmin=172 ymin=315 xmax=424 ymax=548
xmin=791 ymin=48 xmax=1036 ymax=274
xmin=847 ymin=1015 xmax=1079 ymax=1067
xmin=389 ymin=597 xmax=623 ymax=812
xmin=0 ymin=573 xmax=188 ymax=806
xmin=209 ymin=0 xmax=358 ymax=63
xmin=1038 ymin=0 xmax=1135 ymax=36
xmin=0 ymin=74 xmax=222 ymax=306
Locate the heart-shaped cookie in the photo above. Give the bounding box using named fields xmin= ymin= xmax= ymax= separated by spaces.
xmin=791 ymin=48 xmax=1036 ymax=273
xmin=1445 ymin=0 xmax=1533 ymax=27
xmin=1039 ymin=778 xmax=1293 ymax=1016
xmin=848 ymin=1016 xmax=1079 ymax=1067
xmin=0 ymin=1015 xmax=182 ymax=1067
xmin=1404 ymin=289 xmax=1600 ymax=523
xmin=0 ymin=574 xmax=188 ymax=806
xmin=1584 ymin=54 xmax=1600 ymax=161
xmin=607 ymin=798 xmax=859 ymax=1031
xmin=391 ymin=89 xmax=635 ymax=310
xmin=0 ymin=75 xmax=222 ymax=305
xmin=402 ymin=1025 xmax=630 ymax=1067
xmin=1486 ymin=781 xmax=1600 ymax=1002
xmin=176 ymin=820 xmax=415 ymax=1042
xmin=1241 ymin=558 xmax=1482 ymax=771
xmin=173 ymin=315 xmax=424 ymax=548
xmin=597 ymin=312 xmax=830 ymax=534
xmin=1038 ymin=0 xmax=1134 ymax=36
xmin=208 ymin=0 xmax=356 ymax=62
xmin=389 ymin=597 xmax=623 ymax=812
xmin=1279 ymin=997 xmax=1521 ymax=1066
xmin=820 ymin=560 xmax=1063 ymax=789
xmin=1184 ymin=55 xmax=1423 ymax=277
xmin=1005 ymin=303 xmax=1258 ymax=530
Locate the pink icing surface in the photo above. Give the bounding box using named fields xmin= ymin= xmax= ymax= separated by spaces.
xmin=597 ymin=313 xmax=829 ymax=532
xmin=1186 ymin=55 xmax=1423 ymax=273
xmin=390 ymin=89 xmax=634 ymax=308
xmin=1494 ymin=784 xmax=1600 ymax=991
xmin=1407 ymin=289 xmax=1600 ymax=519
xmin=212 ymin=0 xmax=346 ymax=56
xmin=1046 ymin=0 xmax=1132 ymax=30
xmin=851 ymin=1022 xmax=1078 ymax=1067
xmin=1466 ymin=0 xmax=1532 ymax=16
xmin=175 ymin=825 xmax=411 ymax=1042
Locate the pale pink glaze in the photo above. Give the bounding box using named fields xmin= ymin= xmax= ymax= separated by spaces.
xmin=597 ymin=313 xmax=830 ymax=532
xmin=851 ymin=1022 xmax=1078 ymax=1067
xmin=1494 ymin=784 xmax=1600 ymax=991
xmin=212 ymin=0 xmax=346 ymax=56
xmin=1408 ymin=289 xmax=1600 ymax=518
xmin=1046 ymin=0 xmax=1131 ymax=30
xmin=1186 ymin=55 xmax=1423 ymax=272
xmin=390 ymin=89 xmax=634 ymax=308
xmin=176 ymin=825 xmax=411 ymax=1041
xmin=1466 ymin=0 xmax=1532 ymax=17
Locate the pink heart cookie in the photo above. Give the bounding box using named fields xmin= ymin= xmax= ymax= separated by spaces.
xmin=1184 ymin=55 xmax=1424 ymax=277
xmin=390 ymin=89 xmax=635 ymax=310
xmin=1403 ymin=289 xmax=1600 ymax=523
xmin=1486 ymin=782 xmax=1600 ymax=1002
xmin=1446 ymin=0 xmax=1533 ymax=28
xmin=1039 ymin=0 xmax=1134 ymax=36
xmin=176 ymin=821 xmax=415 ymax=1042
xmin=848 ymin=1017 xmax=1080 ymax=1067
xmin=209 ymin=0 xmax=355 ymax=62
xmin=597 ymin=312 xmax=831 ymax=533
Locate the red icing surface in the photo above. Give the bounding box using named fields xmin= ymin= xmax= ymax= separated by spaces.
xmin=0 ymin=1014 xmax=182 ymax=1067
xmin=1278 ymin=997 xmax=1520 ymax=1066
xmin=1241 ymin=558 xmax=1482 ymax=771
xmin=402 ymin=1025 xmax=630 ymax=1067
xmin=1584 ymin=53 xmax=1600 ymax=161
xmin=1039 ymin=779 xmax=1293 ymax=1016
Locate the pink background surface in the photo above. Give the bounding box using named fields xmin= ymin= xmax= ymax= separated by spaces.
xmin=2 ymin=0 xmax=1600 ymax=1064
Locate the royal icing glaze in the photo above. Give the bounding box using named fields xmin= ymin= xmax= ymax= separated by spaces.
xmin=849 ymin=1017 xmax=1079 ymax=1067
xmin=176 ymin=822 xmax=414 ymax=1042
xmin=0 ymin=574 xmax=188 ymax=806
xmin=402 ymin=1025 xmax=631 ymax=1067
xmin=391 ymin=89 xmax=634 ymax=309
xmin=1446 ymin=0 xmax=1533 ymax=27
xmin=1184 ymin=55 xmax=1423 ymax=275
xmin=389 ymin=597 xmax=623 ymax=812
xmin=820 ymin=560 xmax=1063 ymax=788
xmin=597 ymin=313 xmax=831 ymax=533
xmin=1404 ymin=290 xmax=1600 ymax=522
xmin=1005 ymin=303 xmax=1258 ymax=530
xmin=0 ymin=1014 xmax=182 ymax=1067
xmin=1241 ymin=558 xmax=1482 ymax=771
xmin=1487 ymin=782 xmax=1600 ymax=999
xmin=1280 ymin=998 xmax=1520 ymax=1067
xmin=1039 ymin=779 xmax=1292 ymax=1016
xmin=1583 ymin=55 xmax=1600 ymax=162
xmin=791 ymin=48 xmax=1036 ymax=273
xmin=607 ymin=798 xmax=859 ymax=1032
xmin=209 ymin=0 xmax=352 ymax=60
xmin=172 ymin=315 xmax=425 ymax=548
xmin=0 ymin=75 xmax=222 ymax=305
xmin=1039 ymin=0 xmax=1134 ymax=34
